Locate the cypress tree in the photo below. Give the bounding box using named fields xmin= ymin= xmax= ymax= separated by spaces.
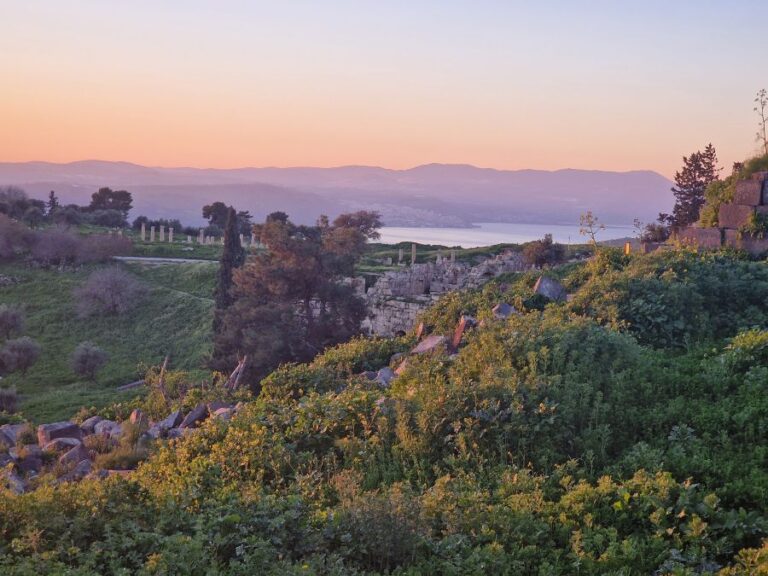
xmin=213 ymin=207 xmax=245 ymax=331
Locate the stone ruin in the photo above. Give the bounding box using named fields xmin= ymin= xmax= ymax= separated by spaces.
xmin=361 ymin=249 xmax=527 ymax=336
xmin=679 ymin=171 xmax=768 ymax=254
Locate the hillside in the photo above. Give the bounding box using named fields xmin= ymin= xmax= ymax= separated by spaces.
xmin=0 ymin=260 xmax=215 ymax=422
xmin=0 ymin=160 xmax=674 ymax=227
xmin=1 ymin=248 xmax=767 ymax=574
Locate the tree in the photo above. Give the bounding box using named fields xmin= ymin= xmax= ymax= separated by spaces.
xmin=89 ymin=188 xmax=133 ymax=219
xmin=70 ymin=342 xmax=108 ymax=381
xmin=0 ymin=305 xmax=24 ymax=341
xmin=202 ymin=202 xmax=230 ymax=229
xmin=74 ymin=268 xmax=147 ymax=317
xmin=212 ymin=210 xmax=381 ymax=387
xmin=47 ymin=190 xmax=59 ymax=215
xmin=755 ymin=88 xmax=768 ymax=156
xmin=665 ymin=144 xmax=720 ymax=229
xmin=212 ymin=207 xmax=246 ymax=337
xmin=0 ymin=337 xmax=41 ymax=375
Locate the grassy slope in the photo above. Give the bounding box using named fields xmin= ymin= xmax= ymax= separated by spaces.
xmin=0 ymin=261 xmax=215 ymax=422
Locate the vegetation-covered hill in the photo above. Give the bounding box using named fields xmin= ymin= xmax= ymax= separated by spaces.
xmin=1 ymin=248 xmax=767 ymax=574
xmin=0 ymin=261 xmax=215 ymax=422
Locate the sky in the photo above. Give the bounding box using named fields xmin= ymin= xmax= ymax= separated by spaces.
xmin=1 ymin=0 xmax=766 ymax=178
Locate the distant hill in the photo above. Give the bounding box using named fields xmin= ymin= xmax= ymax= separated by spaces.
xmin=0 ymin=160 xmax=673 ymax=227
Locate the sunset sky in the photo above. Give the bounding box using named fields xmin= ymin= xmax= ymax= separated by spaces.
xmin=2 ymin=1 xmax=766 ymax=178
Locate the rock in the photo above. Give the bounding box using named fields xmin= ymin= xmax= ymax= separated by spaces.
xmin=733 ymin=179 xmax=763 ymax=206
xmin=61 ymin=459 xmax=91 ymax=482
xmin=80 ymin=416 xmax=103 ymax=434
xmin=37 ymin=421 xmax=82 ymax=446
xmin=167 ymin=428 xmax=186 ymax=439
xmin=207 ymin=400 xmax=231 ymax=413
xmin=157 ymin=410 xmax=183 ymax=431
xmin=43 ymin=437 xmax=82 ymax=452
xmin=410 ymin=334 xmax=447 ymax=355
xmin=0 ymin=430 xmax=13 ymax=450
xmin=179 ymin=404 xmax=208 ymax=429
xmin=375 ymin=367 xmax=395 ymax=387
xmin=17 ymin=453 xmax=42 ymax=474
xmin=533 ymin=276 xmax=567 ymax=302
xmin=145 ymin=425 xmax=162 ymax=440
xmin=59 ymin=443 xmax=90 ymax=467
xmin=233 ymin=402 xmax=244 ymax=413
xmin=212 ymin=407 xmax=233 ymax=422
xmin=492 ymin=302 xmax=517 ymax=319
xmin=129 ymin=409 xmax=147 ymax=427
xmin=3 ymin=469 xmax=25 ymax=494
xmin=390 ymin=353 xmax=404 ymax=365
xmin=94 ymin=420 xmax=122 ymax=439
xmin=0 ymin=423 xmax=28 ymax=444
xmin=361 ymin=371 xmax=377 ymax=381
xmin=719 ymin=204 xmax=755 ymax=229
xmin=394 ymin=359 xmax=409 ymax=376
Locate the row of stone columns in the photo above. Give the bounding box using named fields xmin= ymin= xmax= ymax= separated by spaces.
xmin=395 ymin=245 xmax=457 ymax=266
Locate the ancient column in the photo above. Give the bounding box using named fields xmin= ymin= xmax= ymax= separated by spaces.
xmin=168 ymin=228 xmax=173 ymax=243
xmin=198 ymin=229 xmax=204 ymax=244
xmin=159 ymin=225 xmax=165 ymax=242
xmin=140 ymin=223 xmax=146 ymax=241
xmin=436 ymin=251 xmax=442 ymax=264
xmin=239 ymin=233 xmax=244 ymax=245
xmin=398 ymin=248 xmax=404 ymax=264
xmin=450 ymin=249 xmax=456 ymax=263
xmin=411 ymin=244 xmax=417 ymax=266
xmin=150 ymin=226 xmax=156 ymax=242
xmin=187 ymin=235 xmax=192 ymax=243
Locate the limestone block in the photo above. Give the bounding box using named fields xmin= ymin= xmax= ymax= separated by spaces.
xmin=719 ymin=204 xmax=754 ymax=229
xmin=733 ymin=180 xmax=763 ymax=206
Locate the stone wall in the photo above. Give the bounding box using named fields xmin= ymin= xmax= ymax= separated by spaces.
xmin=362 ymin=250 xmax=527 ymax=336
xmin=679 ymin=171 xmax=768 ymax=255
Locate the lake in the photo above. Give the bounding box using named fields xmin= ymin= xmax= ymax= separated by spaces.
xmin=377 ymin=222 xmax=635 ymax=248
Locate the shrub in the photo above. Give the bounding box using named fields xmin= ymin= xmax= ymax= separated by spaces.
xmin=522 ymin=234 xmax=566 ymax=267
xmin=0 ymin=304 xmax=24 ymax=341
xmin=0 ymin=336 xmax=41 ymax=375
xmin=70 ymin=342 xmax=109 ymax=381
xmin=0 ymin=213 xmax=35 ymax=260
xmin=73 ymin=268 xmax=147 ymax=318
xmin=30 ymin=227 xmax=82 ymax=266
xmin=94 ymin=445 xmax=146 ymax=471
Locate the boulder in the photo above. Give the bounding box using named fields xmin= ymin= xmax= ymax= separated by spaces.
xmin=59 ymin=443 xmax=90 ymax=467
xmin=375 ymin=367 xmax=395 ymax=387
xmin=94 ymin=420 xmax=122 ymax=439
xmin=43 ymin=437 xmax=82 ymax=452
xmin=533 ymin=276 xmax=567 ymax=302
xmin=678 ymin=227 xmax=722 ymax=249
xmin=3 ymin=469 xmax=25 ymax=494
xmin=156 ymin=410 xmax=183 ymax=431
xmin=129 ymin=409 xmax=147 ymax=427
xmin=492 ymin=302 xmax=517 ymax=319
xmin=361 ymin=371 xmax=377 ymax=381
xmin=411 ymin=335 xmax=448 ymax=355
xmin=17 ymin=452 xmax=42 ymax=474
xmin=60 ymin=459 xmax=92 ymax=482
xmin=38 ymin=422 xmax=82 ymax=446
xmin=145 ymin=425 xmax=162 ymax=440
xmin=207 ymin=400 xmax=231 ymax=413
xmin=0 ymin=423 xmax=28 ymax=445
xmin=80 ymin=416 xmax=103 ymax=435
xmin=212 ymin=407 xmax=233 ymax=422
xmin=0 ymin=430 xmax=13 ymax=450
xmin=179 ymin=404 xmax=208 ymax=429
xmin=167 ymin=428 xmax=188 ymax=439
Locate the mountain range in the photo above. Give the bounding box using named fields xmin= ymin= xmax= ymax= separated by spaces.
xmin=0 ymin=160 xmax=674 ymax=228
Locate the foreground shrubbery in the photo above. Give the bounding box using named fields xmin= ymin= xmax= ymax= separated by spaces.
xmin=0 ymin=250 xmax=767 ymax=574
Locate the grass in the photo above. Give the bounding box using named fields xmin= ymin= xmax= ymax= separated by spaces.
xmin=0 ymin=260 xmax=215 ymax=423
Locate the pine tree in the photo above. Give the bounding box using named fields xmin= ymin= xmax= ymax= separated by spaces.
xmin=666 ymin=144 xmax=719 ymax=228
xmin=47 ymin=190 xmax=59 ymax=215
